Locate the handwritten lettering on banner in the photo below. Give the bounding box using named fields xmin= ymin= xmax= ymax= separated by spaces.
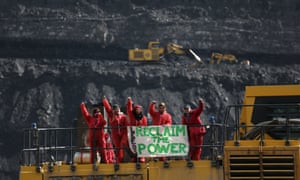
xmin=127 ymin=125 xmax=189 ymax=157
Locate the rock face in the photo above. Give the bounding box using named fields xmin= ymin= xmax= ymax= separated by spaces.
xmin=1 ymin=0 xmax=300 ymax=57
xmin=0 ymin=1 xmax=299 ymax=180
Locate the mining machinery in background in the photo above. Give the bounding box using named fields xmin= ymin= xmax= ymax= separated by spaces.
xmin=210 ymin=52 xmax=250 ymax=65
xmin=128 ymin=41 xmax=251 ymax=65
xmin=128 ymin=41 xmax=203 ymax=64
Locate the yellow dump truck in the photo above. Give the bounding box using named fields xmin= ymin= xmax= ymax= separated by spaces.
xmin=19 ymin=84 xmax=300 ymax=180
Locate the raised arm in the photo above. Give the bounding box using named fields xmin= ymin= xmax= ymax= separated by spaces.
xmin=126 ymin=97 xmax=135 ymax=124
xmin=194 ymin=98 xmax=204 ymax=116
xmin=80 ymin=102 xmax=91 ymax=123
xmin=127 ymin=97 xmax=133 ymax=114
xmin=148 ymin=101 xmax=157 ymax=116
xmin=102 ymin=96 xmax=113 ymax=118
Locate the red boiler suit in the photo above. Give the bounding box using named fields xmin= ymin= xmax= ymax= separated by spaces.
xmin=148 ymin=102 xmax=172 ymax=125
xmin=127 ymin=99 xmax=148 ymax=127
xmin=80 ymin=103 xmax=107 ymax=163
xmin=182 ymin=101 xmax=206 ymax=160
xmin=148 ymin=102 xmax=172 ymax=161
xmin=103 ymin=98 xmax=129 ymax=163
xmin=127 ymin=98 xmax=147 ymax=162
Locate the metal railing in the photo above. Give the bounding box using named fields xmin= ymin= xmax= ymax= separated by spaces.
xmin=20 ymin=124 xmax=225 ymax=166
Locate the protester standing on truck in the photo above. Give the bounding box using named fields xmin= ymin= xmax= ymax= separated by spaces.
xmin=102 ymin=96 xmax=129 ymax=163
xmin=80 ymin=102 xmax=108 ymax=163
xmin=148 ymin=101 xmax=172 ymax=126
xmin=181 ymin=98 xmax=206 ymax=160
xmin=127 ymin=97 xmax=148 ymax=163
xmin=148 ymin=101 xmax=172 ymax=161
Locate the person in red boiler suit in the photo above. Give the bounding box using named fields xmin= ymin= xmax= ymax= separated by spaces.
xmin=127 ymin=97 xmax=147 ymax=163
xmin=148 ymin=101 xmax=172 ymax=126
xmin=182 ymin=98 xmax=206 ymax=160
xmin=148 ymin=101 xmax=172 ymax=161
xmin=80 ymin=102 xmax=108 ymax=163
xmin=102 ymin=96 xmax=129 ymax=163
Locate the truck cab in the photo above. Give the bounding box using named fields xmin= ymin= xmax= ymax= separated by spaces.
xmin=223 ymin=84 xmax=300 ymax=180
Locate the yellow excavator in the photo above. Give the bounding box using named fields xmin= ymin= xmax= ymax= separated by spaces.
xmin=210 ymin=52 xmax=250 ymax=65
xmin=128 ymin=41 xmax=203 ymax=64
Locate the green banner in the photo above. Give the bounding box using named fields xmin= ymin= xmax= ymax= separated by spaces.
xmin=128 ymin=125 xmax=189 ymax=157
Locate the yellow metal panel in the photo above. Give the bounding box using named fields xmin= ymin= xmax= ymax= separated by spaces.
xmin=44 ymin=163 xmax=147 ymax=179
xmin=20 ymin=161 xmax=223 ymax=180
xmin=226 ymin=140 xmax=300 ymax=146
xmin=128 ymin=49 xmax=158 ymax=61
xmin=143 ymin=49 xmax=155 ymax=61
xmin=240 ymin=96 xmax=256 ymax=132
xmin=148 ymin=160 xmax=223 ymax=180
xmin=245 ymin=84 xmax=300 ymax=97
xmin=19 ymin=166 xmax=43 ymax=180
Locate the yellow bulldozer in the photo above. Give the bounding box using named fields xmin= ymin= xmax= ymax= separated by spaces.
xmin=128 ymin=41 xmax=203 ymax=64
xmin=210 ymin=52 xmax=250 ymax=65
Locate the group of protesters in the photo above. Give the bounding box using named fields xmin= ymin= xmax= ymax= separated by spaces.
xmin=80 ymin=96 xmax=206 ymax=164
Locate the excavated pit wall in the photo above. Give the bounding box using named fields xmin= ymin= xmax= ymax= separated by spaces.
xmin=0 ymin=1 xmax=300 ymax=179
